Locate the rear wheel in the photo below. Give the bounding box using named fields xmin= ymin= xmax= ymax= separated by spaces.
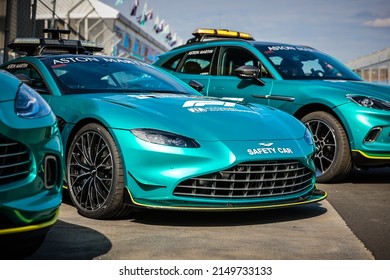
xmin=301 ymin=111 xmax=352 ymax=183
xmin=67 ymin=123 xmax=131 ymax=219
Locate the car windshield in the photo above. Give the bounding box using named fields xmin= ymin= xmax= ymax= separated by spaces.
xmin=255 ymin=44 xmax=362 ymax=81
xmin=42 ymin=55 xmax=199 ymax=95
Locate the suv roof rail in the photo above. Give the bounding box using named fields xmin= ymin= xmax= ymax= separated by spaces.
xmin=8 ymin=28 xmax=104 ymax=56
xmin=187 ymin=28 xmax=254 ymax=44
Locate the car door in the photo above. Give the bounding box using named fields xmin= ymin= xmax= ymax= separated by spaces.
xmin=164 ymin=47 xmax=218 ymax=94
xmin=206 ymin=46 xmax=274 ymax=106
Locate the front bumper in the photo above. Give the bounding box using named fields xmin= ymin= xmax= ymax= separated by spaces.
xmin=111 ymin=128 xmax=326 ymax=210
xmin=351 ymin=150 xmax=390 ymax=168
xmin=0 ymin=209 xmax=59 ymax=236
xmin=0 ymin=126 xmax=63 ymax=236
xmin=127 ymin=187 xmax=327 ymax=211
xmin=335 ymin=103 xmax=390 ymax=168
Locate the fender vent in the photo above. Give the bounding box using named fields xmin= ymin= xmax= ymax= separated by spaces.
xmin=364 ymin=127 xmax=382 ymax=143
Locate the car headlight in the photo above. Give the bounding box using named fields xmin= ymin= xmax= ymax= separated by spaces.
xmin=347 ymin=95 xmax=390 ymax=111
xmin=303 ymin=128 xmax=314 ymax=146
xmin=131 ymin=129 xmax=200 ymax=148
xmin=15 ymin=84 xmax=51 ymax=118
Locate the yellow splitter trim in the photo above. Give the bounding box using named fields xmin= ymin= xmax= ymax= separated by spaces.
xmin=353 ymin=149 xmax=390 ymax=159
xmin=126 ymin=188 xmax=327 ymax=211
xmin=0 ymin=209 xmax=60 ymax=236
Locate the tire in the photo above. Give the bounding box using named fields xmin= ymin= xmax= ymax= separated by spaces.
xmin=301 ymin=111 xmax=352 ymax=183
xmin=67 ymin=123 xmax=131 ymax=219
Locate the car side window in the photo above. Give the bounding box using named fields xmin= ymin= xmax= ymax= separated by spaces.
xmin=160 ymin=53 xmax=185 ymax=71
xmin=5 ymin=63 xmax=49 ymax=94
xmin=220 ymin=47 xmax=271 ymax=78
xmin=179 ymin=48 xmax=216 ymax=75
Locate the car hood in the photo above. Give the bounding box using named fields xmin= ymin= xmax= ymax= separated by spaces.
xmin=316 ymin=80 xmax=390 ymax=100
xmin=97 ymin=93 xmax=306 ymax=142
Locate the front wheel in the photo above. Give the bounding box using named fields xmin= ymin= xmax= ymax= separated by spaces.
xmin=301 ymin=111 xmax=352 ymax=183
xmin=67 ymin=123 xmax=131 ymax=219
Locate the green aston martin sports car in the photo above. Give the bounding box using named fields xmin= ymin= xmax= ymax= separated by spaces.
xmin=154 ymin=28 xmax=390 ymax=183
xmin=0 ymin=70 xmax=63 ymax=255
xmin=2 ymin=30 xmax=326 ymax=219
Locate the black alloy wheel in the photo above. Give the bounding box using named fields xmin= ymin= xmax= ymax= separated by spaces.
xmin=67 ymin=123 xmax=130 ymax=219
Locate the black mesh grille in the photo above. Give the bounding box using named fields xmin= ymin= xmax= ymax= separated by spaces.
xmin=174 ymin=160 xmax=314 ymax=199
xmin=0 ymin=136 xmax=32 ymax=185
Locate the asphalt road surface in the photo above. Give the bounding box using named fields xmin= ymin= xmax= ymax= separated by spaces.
xmin=19 ymin=167 xmax=390 ymax=260
xmin=319 ymin=167 xmax=390 ymax=260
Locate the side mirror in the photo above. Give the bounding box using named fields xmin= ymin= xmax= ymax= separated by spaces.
xmin=189 ymin=80 xmax=204 ymax=93
xmin=14 ymin=73 xmax=33 ymax=85
xmin=235 ymin=65 xmax=265 ymax=86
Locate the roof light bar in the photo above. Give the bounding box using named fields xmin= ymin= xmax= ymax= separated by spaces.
xmin=192 ymin=28 xmax=254 ymax=40
xmin=12 ymin=38 xmax=41 ymax=45
xmin=7 ymin=29 xmax=104 ymax=56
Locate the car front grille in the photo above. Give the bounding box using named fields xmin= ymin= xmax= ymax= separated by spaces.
xmin=0 ymin=136 xmax=32 ymax=186
xmin=174 ymin=160 xmax=314 ymax=199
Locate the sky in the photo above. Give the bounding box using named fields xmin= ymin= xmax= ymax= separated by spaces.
xmin=101 ymin=0 xmax=390 ymax=63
